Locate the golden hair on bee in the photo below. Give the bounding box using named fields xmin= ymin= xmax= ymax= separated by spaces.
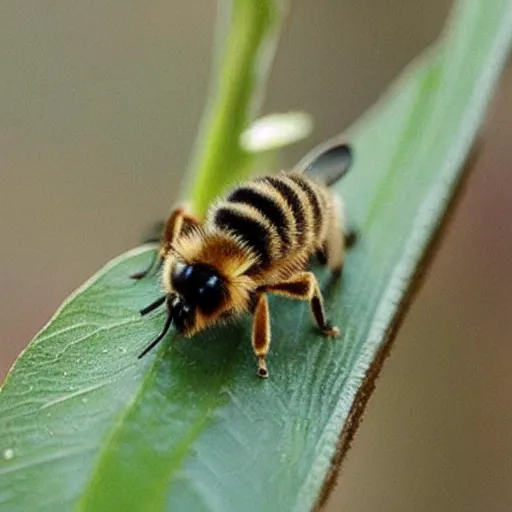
xmin=133 ymin=143 xmax=357 ymax=377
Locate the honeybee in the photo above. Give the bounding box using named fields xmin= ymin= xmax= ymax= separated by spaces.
xmin=133 ymin=143 xmax=356 ymax=377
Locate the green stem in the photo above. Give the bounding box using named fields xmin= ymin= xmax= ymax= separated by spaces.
xmin=184 ymin=0 xmax=288 ymax=216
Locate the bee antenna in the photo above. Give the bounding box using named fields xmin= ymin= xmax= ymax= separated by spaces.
xmin=140 ymin=295 xmax=167 ymax=316
xmin=138 ymin=306 xmax=173 ymax=359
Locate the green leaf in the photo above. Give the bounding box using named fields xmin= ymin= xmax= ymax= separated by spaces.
xmin=1 ymin=1 xmax=511 ymax=511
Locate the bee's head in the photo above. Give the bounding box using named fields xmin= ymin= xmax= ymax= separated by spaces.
xmin=170 ymin=261 xmax=227 ymax=333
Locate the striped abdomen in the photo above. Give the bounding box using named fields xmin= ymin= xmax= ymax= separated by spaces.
xmin=207 ymin=172 xmax=331 ymax=269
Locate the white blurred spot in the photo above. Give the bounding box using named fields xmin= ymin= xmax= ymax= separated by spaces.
xmin=241 ymin=112 xmax=313 ymax=153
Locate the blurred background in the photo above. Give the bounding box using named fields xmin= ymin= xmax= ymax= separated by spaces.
xmin=1 ymin=1 xmax=511 ymax=510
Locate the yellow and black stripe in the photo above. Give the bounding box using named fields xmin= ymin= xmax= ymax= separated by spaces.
xmin=209 ymin=172 xmax=330 ymax=269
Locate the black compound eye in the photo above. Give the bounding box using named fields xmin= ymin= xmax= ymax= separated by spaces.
xmin=172 ymin=262 xmax=193 ymax=289
xmin=171 ymin=262 xmax=225 ymax=314
xmin=196 ymin=275 xmax=224 ymax=314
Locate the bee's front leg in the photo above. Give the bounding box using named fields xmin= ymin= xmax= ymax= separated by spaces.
xmin=131 ymin=207 xmax=199 ymax=280
xmin=251 ymin=294 xmax=271 ymax=378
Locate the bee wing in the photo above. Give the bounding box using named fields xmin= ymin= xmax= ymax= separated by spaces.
xmin=298 ymin=143 xmax=353 ymax=187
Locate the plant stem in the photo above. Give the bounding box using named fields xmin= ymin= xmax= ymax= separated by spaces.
xmin=184 ymin=0 xmax=288 ymax=216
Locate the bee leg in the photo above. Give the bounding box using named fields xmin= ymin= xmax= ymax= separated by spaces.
xmin=264 ymin=271 xmax=339 ymax=337
xmin=160 ymin=207 xmax=200 ymax=257
xmin=131 ymin=207 xmax=199 ymax=280
xmin=130 ymin=250 xmax=163 ymax=280
xmin=345 ymin=228 xmax=358 ymax=248
xmin=325 ymin=196 xmax=346 ymax=278
xmin=252 ymin=294 xmax=271 ymax=378
xmin=315 ymin=244 xmax=328 ymax=265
